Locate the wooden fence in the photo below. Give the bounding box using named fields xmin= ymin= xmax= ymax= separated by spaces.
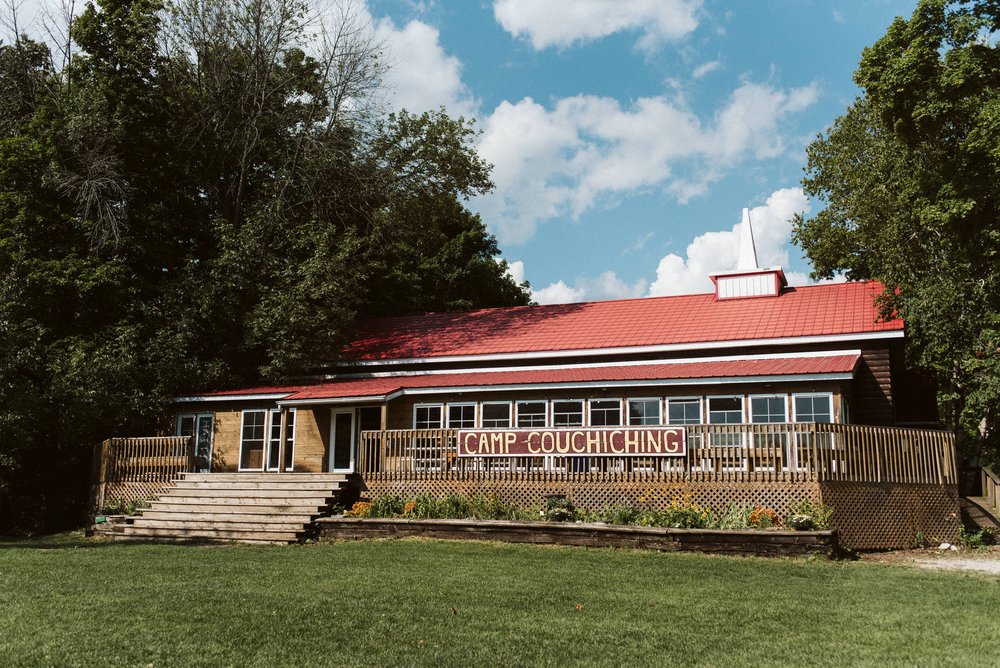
xmin=357 ymin=423 xmax=956 ymax=485
xmin=982 ymin=467 xmax=1000 ymax=518
xmin=90 ymin=436 xmax=194 ymax=512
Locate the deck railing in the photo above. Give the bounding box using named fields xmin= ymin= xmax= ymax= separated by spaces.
xmin=982 ymin=467 xmax=1000 ymax=517
xmin=90 ymin=436 xmax=195 ymax=511
xmin=358 ymin=423 xmax=956 ymax=485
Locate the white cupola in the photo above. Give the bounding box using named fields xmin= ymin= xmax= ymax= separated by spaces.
xmin=710 ymin=208 xmax=787 ymax=300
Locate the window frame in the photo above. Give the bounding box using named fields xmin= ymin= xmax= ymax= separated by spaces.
xmin=239 ymin=409 xmax=268 ymax=472
xmin=265 ymin=407 xmax=297 ymax=472
xmin=446 ymin=402 xmax=477 ymax=429
xmin=748 ymin=394 xmax=788 ymax=424
xmin=706 ymin=395 xmax=745 ymax=424
xmin=666 ymin=397 xmax=703 ymax=425
xmin=481 ymin=401 xmax=512 ymax=428
xmin=412 ymin=403 xmax=444 ymax=430
xmin=791 ymin=392 xmax=834 ymax=423
xmin=552 ymin=400 xmax=585 ymax=427
xmin=627 ymin=397 xmax=662 ymax=426
xmin=588 ymin=398 xmax=623 ymax=427
xmin=515 ymin=400 xmax=548 ymax=428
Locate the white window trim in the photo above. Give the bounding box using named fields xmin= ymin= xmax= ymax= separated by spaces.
xmin=552 ymin=399 xmax=585 ymax=427
xmin=706 ymin=395 xmax=745 ymax=423
xmin=587 ymin=398 xmax=623 ymax=427
xmin=265 ymin=408 xmax=297 ymax=472
xmin=239 ymin=409 xmax=268 ymax=472
xmin=626 ymin=397 xmax=662 ymax=426
xmin=445 ymin=402 xmax=477 ymax=429
xmin=666 ymin=396 xmax=703 ymax=425
xmin=515 ymin=400 xmax=548 ymax=428
xmin=480 ymin=401 xmax=512 ymax=428
xmin=412 ymin=402 xmax=444 ymax=430
xmin=791 ymin=392 xmax=834 ymax=423
xmin=748 ymin=394 xmax=789 ymax=423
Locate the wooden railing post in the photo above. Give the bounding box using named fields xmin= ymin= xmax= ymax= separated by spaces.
xmin=277 ymin=408 xmax=289 ymax=473
xmin=89 ymin=439 xmax=111 ymax=513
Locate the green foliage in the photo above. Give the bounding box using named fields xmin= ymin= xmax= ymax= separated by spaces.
xmin=599 ymin=504 xmax=643 ymax=526
xmin=367 ymin=495 xmax=405 ymax=518
xmin=793 ymin=0 xmax=1000 ymax=463
xmin=785 ymin=500 xmax=834 ymax=531
xmin=711 ymin=504 xmax=755 ymax=530
xmin=957 ymin=524 xmax=996 ymax=548
xmin=97 ymin=496 xmax=152 ymax=516
xmin=0 ymin=0 xmax=530 ymax=533
xmin=541 ymin=496 xmax=579 ymax=522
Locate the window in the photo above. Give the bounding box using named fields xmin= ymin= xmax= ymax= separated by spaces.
xmin=482 ymin=402 xmax=511 ymax=428
xmin=553 ymin=401 xmax=584 ymax=427
xmin=240 ymin=410 xmax=267 ymax=470
xmin=589 ymin=399 xmax=621 ymax=426
xmin=447 ymin=403 xmax=476 ymax=429
xmin=794 ymin=394 xmax=833 ymax=423
xmin=266 ymin=408 xmax=296 ymax=471
xmin=176 ymin=412 xmax=214 ymax=472
xmin=413 ymin=404 xmax=443 ymax=430
xmin=708 ymin=396 xmax=743 ymax=424
xmin=516 ymin=401 xmax=547 ymax=427
xmin=750 ymin=396 xmax=787 ymax=423
xmin=628 ymin=399 xmax=661 ymax=426
xmin=667 ymin=399 xmax=701 ymax=425
xmin=708 ymin=396 xmax=744 ymax=451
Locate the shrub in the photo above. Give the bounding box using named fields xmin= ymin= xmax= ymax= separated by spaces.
xmin=641 ymin=495 xmax=712 ymax=529
xmin=958 ymin=525 xmax=997 ymax=549
xmin=541 ymin=496 xmax=579 ymax=522
xmin=346 ymin=501 xmax=371 ymax=518
xmin=438 ymin=495 xmax=470 ymax=518
xmin=600 ymin=504 xmax=643 ymax=526
xmin=367 ymin=495 xmax=405 ymax=517
xmin=99 ymin=497 xmax=151 ymax=516
xmin=748 ymin=506 xmax=780 ymax=529
xmin=468 ymin=493 xmax=522 ymax=520
xmin=785 ymin=500 xmax=834 ymax=530
xmin=404 ymin=494 xmax=439 ymax=519
xmin=711 ymin=504 xmax=753 ymax=530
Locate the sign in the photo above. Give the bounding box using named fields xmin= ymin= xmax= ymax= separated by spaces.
xmin=457 ymin=427 xmax=685 ymax=457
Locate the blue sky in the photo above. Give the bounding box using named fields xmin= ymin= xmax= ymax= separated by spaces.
xmin=361 ymin=0 xmax=917 ymax=303
xmin=9 ymin=0 xmax=919 ymax=303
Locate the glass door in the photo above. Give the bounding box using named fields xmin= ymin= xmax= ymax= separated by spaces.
xmin=330 ymin=409 xmax=356 ymax=473
xmin=178 ymin=413 xmax=215 ymax=472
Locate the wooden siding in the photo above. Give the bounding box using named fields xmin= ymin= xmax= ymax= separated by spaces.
xmin=293 ymin=407 xmax=328 ymax=472
xmin=850 ymin=347 xmax=894 ymax=426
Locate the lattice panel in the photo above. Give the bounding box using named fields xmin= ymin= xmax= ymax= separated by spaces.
xmin=362 ymin=476 xmax=821 ymax=517
xmin=98 ymin=482 xmax=176 ymax=512
xmin=820 ymin=482 xmax=960 ymax=550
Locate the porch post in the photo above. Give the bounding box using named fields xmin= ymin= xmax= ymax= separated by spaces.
xmin=277 ymin=407 xmax=289 ymax=473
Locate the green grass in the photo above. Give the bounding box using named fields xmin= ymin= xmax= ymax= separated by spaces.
xmin=1 ymin=534 xmax=998 ymax=667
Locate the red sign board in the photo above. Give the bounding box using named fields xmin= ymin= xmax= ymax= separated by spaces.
xmin=457 ymin=427 xmax=685 ymax=458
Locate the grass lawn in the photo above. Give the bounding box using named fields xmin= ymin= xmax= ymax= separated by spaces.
xmin=1 ymin=534 xmax=998 ymax=667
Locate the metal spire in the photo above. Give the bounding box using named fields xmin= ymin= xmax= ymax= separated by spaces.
xmin=736 ymin=207 xmax=759 ymax=271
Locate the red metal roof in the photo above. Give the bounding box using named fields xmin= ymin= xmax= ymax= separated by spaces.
xmin=343 ymin=281 xmax=900 ymax=361
xmin=283 ymin=354 xmax=860 ymax=401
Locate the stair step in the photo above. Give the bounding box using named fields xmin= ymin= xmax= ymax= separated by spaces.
xmin=146 ymin=501 xmax=325 ymax=513
xmin=173 ymin=481 xmax=342 ymax=491
xmin=123 ymin=527 xmax=302 ymax=541
xmin=130 ymin=519 xmax=309 ymax=532
xmin=181 ymin=473 xmax=347 ymax=483
xmin=164 ymin=488 xmax=336 ymax=498
xmin=139 ymin=510 xmax=316 ymax=524
xmin=116 ymin=535 xmax=285 ymax=545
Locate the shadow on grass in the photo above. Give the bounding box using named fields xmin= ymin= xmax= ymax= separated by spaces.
xmin=0 ymin=531 xmax=121 ymax=550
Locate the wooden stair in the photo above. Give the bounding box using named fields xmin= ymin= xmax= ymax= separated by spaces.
xmin=120 ymin=473 xmax=347 ymax=544
xmin=961 ymin=496 xmax=1000 ymax=532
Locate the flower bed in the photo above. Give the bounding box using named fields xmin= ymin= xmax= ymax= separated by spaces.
xmin=315 ymin=517 xmax=838 ymax=557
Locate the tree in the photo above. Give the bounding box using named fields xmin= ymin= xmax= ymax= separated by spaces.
xmin=0 ymin=0 xmax=530 ymax=532
xmin=793 ymin=0 xmax=1000 ymax=468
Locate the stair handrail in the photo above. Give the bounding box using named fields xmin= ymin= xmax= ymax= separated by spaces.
xmin=982 ymin=467 xmax=1000 ymax=516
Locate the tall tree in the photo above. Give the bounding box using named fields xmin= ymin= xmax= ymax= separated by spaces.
xmin=0 ymin=0 xmax=530 ymax=532
xmin=793 ymin=0 xmax=1000 ymax=467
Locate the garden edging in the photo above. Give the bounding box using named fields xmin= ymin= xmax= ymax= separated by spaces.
xmin=316 ymin=517 xmax=838 ymax=557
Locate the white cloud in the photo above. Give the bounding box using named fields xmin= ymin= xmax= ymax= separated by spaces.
xmin=494 ymin=0 xmax=702 ymax=51
xmin=368 ymin=9 xmax=477 ymax=116
xmin=533 ymin=280 xmax=586 ymax=305
xmin=474 ymin=82 xmax=820 ymax=244
xmin=533 ymin=271 xmax=647 ymax=305
xmin=505 ymin=259 xmax=526 ymax=285
xmin=647 ymin=187 xmax=810 ymax=296
xmin=692 ymin=60 xmax=721 ymax=79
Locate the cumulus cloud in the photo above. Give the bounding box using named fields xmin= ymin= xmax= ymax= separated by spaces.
xmin=647 ymin=187 xmax=810 ymax=296
xmin=372 ymin=13 xmax=478 ymax=116
xmin=494 ymin=0 xmax=702 ymax=51
xmin=533 ymin=271 xmax=647 ymax=305
xmin=505 ymin=259 xmax=526 ymax=285
xmin=692 ymin=60 xmax=721 ymax=79
xmin=474 ymin=82 xmax=820 ymax=244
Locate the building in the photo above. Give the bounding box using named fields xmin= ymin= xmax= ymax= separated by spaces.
xmin=100 ymin=211 xmax=959 ymax=549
